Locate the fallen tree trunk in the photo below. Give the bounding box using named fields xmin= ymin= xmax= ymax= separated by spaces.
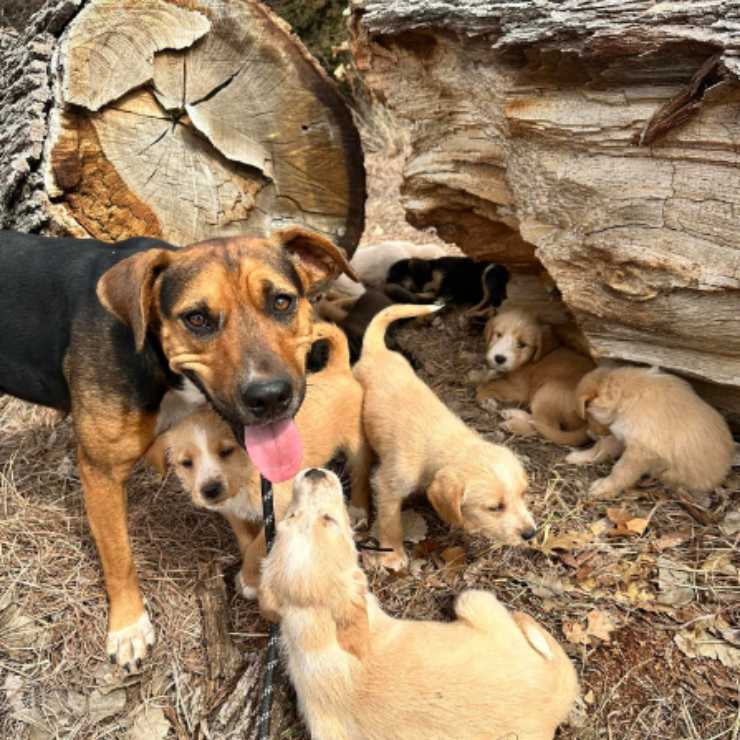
xmin=351 ymin=0 xmax=740 ymax=423
xmin=1 ymin=0 xmax=365 ymax=253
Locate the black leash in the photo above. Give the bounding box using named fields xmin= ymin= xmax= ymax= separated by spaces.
xmin=257 ymin=475 xmax=279 ymax=740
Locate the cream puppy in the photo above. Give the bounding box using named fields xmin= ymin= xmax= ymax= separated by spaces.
xmin=476 ymin=308 xmax=595 ymax=445
xmin=259 ymin=468 xmax=579 ymax=740
xmin=572 ymin=365 xmax=734 ymax=497
xmin=354 ymin=304 xmax=535 ymax=571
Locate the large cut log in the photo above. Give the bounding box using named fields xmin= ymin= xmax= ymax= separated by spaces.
xmin=0 ymin=0 xmax=365 ymax=253
xmin=351 ymin=0 xmax=740 ymax=423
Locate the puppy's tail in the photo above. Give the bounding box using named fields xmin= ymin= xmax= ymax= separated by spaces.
xmin=361 ymin=303 xmax=443 ymax=359
xmin=312 ymin=321 xmax=351 ymax=371
xmin=531 ymin=421 xmax=590 ymax=447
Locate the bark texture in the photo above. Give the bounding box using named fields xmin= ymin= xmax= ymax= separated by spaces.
xmin=352 ymin=0 xmax=740 ymax=420
xmin=1 ymin=0 xmax=365 ymax=253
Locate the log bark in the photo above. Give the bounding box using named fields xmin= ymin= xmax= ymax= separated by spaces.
xmin=351 ymin=0 xmax=740 ymax=422
xmin=1 ymin=0 xmax=365 ymax=253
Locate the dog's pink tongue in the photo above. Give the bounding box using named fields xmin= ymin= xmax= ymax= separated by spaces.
xmin=243 ymin=420 xmax=303 ymax=483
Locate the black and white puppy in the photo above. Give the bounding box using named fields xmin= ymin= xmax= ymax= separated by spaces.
xmin=386 ymin=257 xmax=509 ymax=312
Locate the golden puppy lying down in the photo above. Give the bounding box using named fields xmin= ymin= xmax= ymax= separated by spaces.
xmin=259 ymin=468 xmax=579 ymax=740
xmin=476 ymin=308 xmax=595 ymax=445
xmin=147 ymin=322 xmax=371 ymax=596
xmin=571 ymin=365 xmax=734 ymax=498
xmin=353 ymin=304 xmax=535 ymax=571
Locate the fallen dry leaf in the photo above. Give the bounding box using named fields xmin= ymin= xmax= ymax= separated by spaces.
xmin=674 ymin=623 xmax=740 ymax=669
xmin=584 ymin=689 xmax=595 ymax=705
xmin=587 ymin=610 xmax=617 ymax=642
xmin=563 ymin=620 xmax=589 ymax=645
xmin=653 ymin=530 xmax=691 ymax=552
xmin=719 ymin=509 xmax=740 ymax=536
xmin=657 ymin=556 xmax=695 ymax=606
xmin=564 ymin=610 xmax=618 ymax=645
xmin=542 ymin=530 xmax=592 ymax=553
xmin=607 ymin=508 xmax=650 ymax=537
xmin=127 ymin=706 xmax=171 ymax=740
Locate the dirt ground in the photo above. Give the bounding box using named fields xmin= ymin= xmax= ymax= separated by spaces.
xmin=1 ymin=133 xmax=739 ymax=739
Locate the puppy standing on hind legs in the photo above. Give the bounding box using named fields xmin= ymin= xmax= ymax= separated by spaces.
xmin=259 ymin=468 xmax=578 ymax=740
xmin=354 ymin=304 xmax=536 ymax=571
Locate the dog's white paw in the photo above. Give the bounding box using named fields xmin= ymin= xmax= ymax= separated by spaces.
xmin=566 ymin=448 xmax=592 ymax=465
xmin=588 ymin=477 xmax=618 ymax=499
xmin=362 ymin=548 xmax=409 ymax=572
xmin=236 ymin=570 xmax=258 ymax=600
xmin=348 ymin=505 xmax=369 ymax=530
xmin=501 ymin=409 xmax=534 ymax=436
xmin=477 ymin=397 xmax=499 ymax=413
xmin=106 ymin=611 xmax=155 ymax=671
xmin=467 ymin=368 xmax=493 ymax=385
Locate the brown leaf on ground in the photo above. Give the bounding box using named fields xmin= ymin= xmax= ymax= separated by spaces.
xmin=439 ymin=546 xmax=466 ymax=576
xmin=587 ymin=610 xmax=617 ymax=642
xmin=607 ymin=508 xmax=650 ymax=537
xmin=541 ymin=530 xmax=593 ymax=553
xmin=657 ymin=556 xmax=695 ymax=606
xmin=563 ymin=620 xmax=590 ymax=645
xmin=652 ymin=530 xmax=691 ymax=552
xmin=674 ymin=620 xmax=740 ymax=669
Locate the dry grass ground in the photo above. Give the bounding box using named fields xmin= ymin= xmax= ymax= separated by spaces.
xmin=1 ymin=125 xmax=739 ymax=739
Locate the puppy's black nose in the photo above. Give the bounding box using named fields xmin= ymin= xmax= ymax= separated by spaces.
xmin=304 ymin=468 xmax=326 ymax=482
xmin=201 ymin=479 xmax=223 ymax=501
xmin=494 ymin=354 xmax=506 ymax=365
xmin=242 ymin=378 xmax=293 ymax=419
xmin=520 ymin=527 xmax=537 ymax=541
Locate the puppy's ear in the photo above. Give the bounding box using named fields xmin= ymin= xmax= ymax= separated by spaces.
xmin=484 ymin=317 xmax=496 ymax=345
xmin=276 ymin=226 xmax=358 ymax=292
xmin=335 ymin=569 xmax=369 ymax=660
xmin=97 ymin=249 xmax=172 ymax=351
xmin=427 ymin=468 xmax=465 ymax=528
xmin=257 ymin=581 xmax=282 ymax=623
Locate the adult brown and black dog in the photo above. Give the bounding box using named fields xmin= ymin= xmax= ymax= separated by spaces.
xmin=0 ymin=227 xmax=354 ymax=669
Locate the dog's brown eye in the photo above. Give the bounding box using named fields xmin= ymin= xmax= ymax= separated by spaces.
xmin=322 ymin=514 xmax=336 ymax=524
xmin=186 ymin=312 xmax=206 ymax=328
xmin=219 ymin=447 xmax=235 ymax=459
xmin=180 ymin=458 xmax=193 ymax=469
xmin=489 ymin=503 xmax=505 ymax=513
xmin=272 ymin=293 xmax=295 ymax=313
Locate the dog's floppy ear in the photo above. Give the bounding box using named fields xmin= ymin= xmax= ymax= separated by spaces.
xmin=484 ymin=316 xmax=497 ymax=345
xmin=276 ymin=226 xmax=358 ymax=292
xmin=97 ymin=249 xmax=172 ymax=352
xmin=427 ymin=468 xmax=466 ymax=528
xmin=335 ymin=569 xmax=369 ymax=660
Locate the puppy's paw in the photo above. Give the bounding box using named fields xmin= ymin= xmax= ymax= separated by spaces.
xmin=501 ymin=409 xmax=534 ymax=436
xmin=476 ymin=396 xmax=499 ymax=413
xmin=566 ymin=448 xmax=594 ymax=465
xmin=348 ymin=505 xmax=369 ymax=530
xmin=106 ymin=611 xmax=155 ymax=672
xmin=362 ymin=548 xmax=408 ymax=572
xmin=236 ymin=570 xmax=258 ymax=600
xmin=588 ymin=478 xmax=618 ymax=499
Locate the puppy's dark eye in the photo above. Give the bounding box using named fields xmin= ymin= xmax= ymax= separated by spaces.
xmin=489 ymin=503 xmax=505 ymax=513
xmin=322 ymin=514 xmax=336 ymax=524
xmin=219 ymin=447 xmax=235 ymax=459
xmin=180 ymin=458 xmax=193 ymax=469
xmin=272 ymin=293 xmax=296 ymax=313
xmin=182 ymin=309 xmax=215 ymax=335
xmin=518 ymin=341 xmax=527 ymax=349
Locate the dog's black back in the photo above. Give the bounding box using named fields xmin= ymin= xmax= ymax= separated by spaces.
xmin=0 ymin=231 xmax=172 ymax=411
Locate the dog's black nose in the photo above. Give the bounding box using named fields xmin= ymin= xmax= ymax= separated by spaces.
xmin=201 ymin=479 xmax=223 ymax=501
xmin=304 ymin=468 xmax=326 ymax=481
xmin=494 ymin=354 xmax=506 ymax=365
xmin=242 ymin=378 xmax=293 ymax=419
xmin=520 ymin=527 xmax=537 ymax=541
